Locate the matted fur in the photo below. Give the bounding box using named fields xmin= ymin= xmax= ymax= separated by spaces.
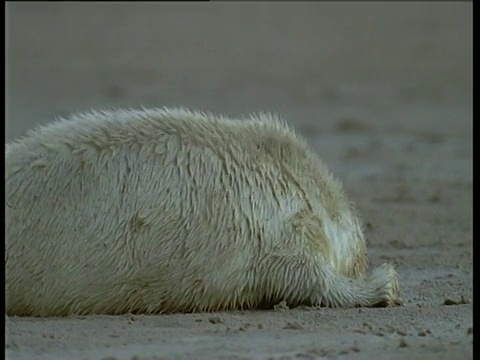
xmin=5 ymin=107 xmax=401 ymax=316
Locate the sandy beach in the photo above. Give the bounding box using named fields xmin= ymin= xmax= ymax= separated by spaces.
xmin=5 ymin=3 xmax=472 ymax=359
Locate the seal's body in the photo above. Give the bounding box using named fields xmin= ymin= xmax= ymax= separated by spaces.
xmin=6 ymin=108 xmax=401 ymax=316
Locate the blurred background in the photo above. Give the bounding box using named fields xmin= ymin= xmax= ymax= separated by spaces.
xmin=6 ymin=2 xmax=472 ymax=140
xmin=5 ymin=2 xmax=472 ymax=196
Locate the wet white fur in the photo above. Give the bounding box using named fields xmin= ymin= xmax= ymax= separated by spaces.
xmin=5 ymin=108 xmax=401 ymax=316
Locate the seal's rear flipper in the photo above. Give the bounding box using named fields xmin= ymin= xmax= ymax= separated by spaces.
xmin=308 ymin=263 xmax=402 ymax=308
